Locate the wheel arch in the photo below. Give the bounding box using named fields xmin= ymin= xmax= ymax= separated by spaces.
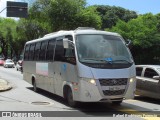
xmin=63 ymin=83 xmax=72 ymax=99
xmin=31 ymin=74 xmax=36 ymax=85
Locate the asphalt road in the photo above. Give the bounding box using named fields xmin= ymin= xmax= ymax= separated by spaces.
xmin=0 ymin=66 xmax=160 ymax=120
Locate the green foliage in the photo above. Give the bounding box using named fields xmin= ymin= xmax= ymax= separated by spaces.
xmin=95 ymin=5 xmax=138 ymax=29
xmin=0 ymin=18 xmax=17 ymax=38
xmin=47 ymin=0 xmax=84 ymax=30
xmin=74 ymin=6 xmax=102 ymax=29
xmin=16 ymin=19 xmax=48 ymax=40
xmin=110 ymin=13 xmax=159 ymax=48
xmin=109 ymin=13 xmax=160 ymax=64
xmin=0 ymin=18 xmax=17 ymax=58
xmin=28 ymin=0 xmax=101 ymax=31
xmin=28 ymin=0 xmax=51 ymax=27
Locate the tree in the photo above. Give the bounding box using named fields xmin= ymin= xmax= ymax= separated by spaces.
xmin=16 ymin=19 xmax=48 ymax=40
xmin=73 ymin=6 xmax=102 ymax=29
xmin=28 ymin=0 xmax=101 ymax=31
xmin=0 ymin=31 xmax=5 ymax=55
xmin=95 ymin=5 xmax=138 ymax=29
xmin=0 ymin=18 xmax=17 ymax=59
xmin=111 ymin=13 xmax=158 ymax=48
xmin=5 ymin=27 xmax=13 ymax=58
xmin=109 ymin=13 xmax=160 ymax=64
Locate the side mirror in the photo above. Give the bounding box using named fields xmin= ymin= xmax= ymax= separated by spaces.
xmin=126 ymin=39 xmax=132 ymax=46
xmin=153 ymin=76 xmax=160 ymax=80
xmin=63 ymin=38 xmax=69 ymax=48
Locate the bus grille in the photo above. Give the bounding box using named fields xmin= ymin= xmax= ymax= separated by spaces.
xmin=99 ymin=78 xmax=128 ymax=86
xmin=103 ymin=89 xmax=125 ymax=96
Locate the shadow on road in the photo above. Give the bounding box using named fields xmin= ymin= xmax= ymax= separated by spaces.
xmin=27 ymin=87 xmax=160 ymax=117
xmin=27 ymin=87 xmax=125 ymax=117
xmin=134 ymin=95 xmax=160 ymax=105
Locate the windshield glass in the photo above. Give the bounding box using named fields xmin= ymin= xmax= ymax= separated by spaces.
xmin=157 ymin=68 xmax=160 ymax=73
xmin=76 ymin=34 xmax=133 ymax=68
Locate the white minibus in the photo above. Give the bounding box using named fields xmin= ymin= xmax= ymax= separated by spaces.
xmin=23 ymin=27 xmax=136 ymax=107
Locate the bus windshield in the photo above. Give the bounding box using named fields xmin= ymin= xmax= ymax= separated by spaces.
xmin=76 ymin=34 xmax=133 ymax=68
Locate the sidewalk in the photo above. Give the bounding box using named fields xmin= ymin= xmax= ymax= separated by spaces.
xmin=0 ymin=79 xmax=12 ymax=92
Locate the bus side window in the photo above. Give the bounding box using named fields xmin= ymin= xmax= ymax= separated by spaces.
xmin=64 ymin=35 xmax=76 ymax=64
xmin=64 ymin=43 xmax=76 ymax=65
xmin=24 ymin=45 xmax=30 ymax=61
xmin=39 ymin=41 xmax=48 ymax=61
xmin=34 ymin=42 xmax=41 ymax=61
xmin=54 ymin=39 xmax=64 ymax=61
xmin=46 ymin=39 xmax=56 ymax=61
xmin=28 ymin=44 xmax=35 ymax=61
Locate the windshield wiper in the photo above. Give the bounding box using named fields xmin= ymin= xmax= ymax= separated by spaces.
xmin=82 ymin=58 xmax=103 ymax=61
xmin=82 ymin=58 xmax=107 ymax=62
xmin=82 ymin=58 xmax=133 ymax=64
xmin=112 ymin=60 xmax=133 ymax=64
xmin=103 ymin=57 xmax=133 ymax=64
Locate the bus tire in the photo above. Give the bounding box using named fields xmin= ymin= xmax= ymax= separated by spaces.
xmin=112 ymin=100 xmax=122 ymax=105
xmin=67 ymin=88 xmax=78 ymax=107
xmin=32 ymin=80 xmax=38 ymax=92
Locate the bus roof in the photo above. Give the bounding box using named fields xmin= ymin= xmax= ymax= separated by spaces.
xmin=26 ymin=27 xmax=121 ymax=44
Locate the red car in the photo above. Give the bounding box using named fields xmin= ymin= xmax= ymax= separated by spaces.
xmin=0 ymin=58 xmax=4 ymax=66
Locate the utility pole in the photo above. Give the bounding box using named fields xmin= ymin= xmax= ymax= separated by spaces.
xmin=0 ymin=7 xmax=6 ymax=14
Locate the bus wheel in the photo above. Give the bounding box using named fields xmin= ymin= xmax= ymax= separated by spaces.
xmin=67 ymin=88 xmax=78 ymax=107
xmin=33 ymin=80 xmax=38 ymax=92
xmin=112 ymin=100 xmax=122 ymax=105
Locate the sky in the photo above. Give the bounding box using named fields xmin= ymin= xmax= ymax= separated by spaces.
xmin=0 ymin=0 xmax=15 ymax=18
xmin=0 ymin=0 xmax=160 ymax=18
xmin=87 ymin=0 xmax=160 ymax=14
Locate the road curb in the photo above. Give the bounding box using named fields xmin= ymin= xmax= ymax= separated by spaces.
xmin=0 ymin=79 xmax=12 ymax=92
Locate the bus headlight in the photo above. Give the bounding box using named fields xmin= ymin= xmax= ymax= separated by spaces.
xmin=129 ymin=77 xmax=135 ymax=83
xmin=80 ymin=78 xmax=97 ymax=86
xmin=90 ymin=79 xmax=96 ymax=85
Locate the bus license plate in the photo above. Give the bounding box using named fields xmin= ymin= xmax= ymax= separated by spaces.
xmin=109 ymin=86 xmax=121 ymax=91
